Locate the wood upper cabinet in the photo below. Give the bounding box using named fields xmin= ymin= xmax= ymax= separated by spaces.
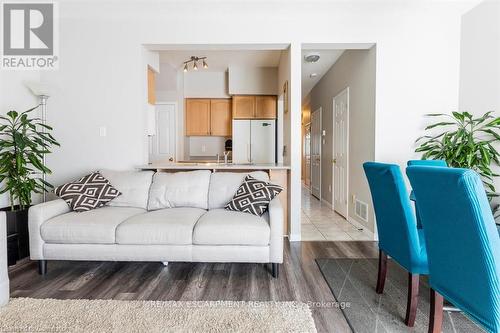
xmin=147 ymin=67 xmax=156 ymax=105
xmin=185 ymin=99 xmax=211 ymax=136
xmin=232 ymin=95 xmax=277 ymax=119
xmin=255 ymin=96 xmax=277 ymax=119
xmin=185 ymin=98 xmax=232 ymax=136
xmin=232 ymin=95 xmax=255 ymax=119
xmin=210 ymin=99 xmax=232 ymax=136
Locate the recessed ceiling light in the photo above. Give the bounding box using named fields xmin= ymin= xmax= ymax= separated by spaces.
xmin=310 ymin=73 xmax=318 ymax=78
xmin=304 ymin=53 xmax=320 ymax=63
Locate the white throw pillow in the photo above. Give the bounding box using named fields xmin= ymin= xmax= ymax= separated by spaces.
xmin=208 ymin=171 xmax=269 ymax=210
xmin=148 ymin=170 xmax=211 ymax=210
xmin=99 ymin=169 xmax=154 ymax=210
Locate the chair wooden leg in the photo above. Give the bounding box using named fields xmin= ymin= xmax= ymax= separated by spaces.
xmin=429 ymin=288 xmax=443 ymax=333
xmin=405 ymin=273 xmax=420 ymax=327
xmin=376 ymin=250 xmax=388 ymax=294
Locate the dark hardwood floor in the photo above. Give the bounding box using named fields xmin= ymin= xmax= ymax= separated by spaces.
xmin=8 ymin=241 xmax=378 ymax=333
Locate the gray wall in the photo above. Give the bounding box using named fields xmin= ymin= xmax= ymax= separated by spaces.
xmin=309 ymin=47 xmax=376 ymax=230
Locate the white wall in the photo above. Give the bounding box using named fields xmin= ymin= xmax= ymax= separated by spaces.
xmin=309 ymin=48 xmax=376 ymax=231
xmin=459 ymin=0 xmax=500 ymax=192
xmin=184 ymin=71 xmax=229 ymax=98
xmin=0 ymin=0 xmax=477 ymax=238
xmin=0 ymin=72 xmax=40 ymax=207
xmin=229 ymin=66 xmax=278 ymax=95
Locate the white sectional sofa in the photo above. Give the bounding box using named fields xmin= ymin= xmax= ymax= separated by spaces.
xmin=28 ymin=170 xmax=284 ymax=277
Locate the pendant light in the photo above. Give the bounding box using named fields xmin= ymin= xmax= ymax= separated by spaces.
xmin=183 ymin=56 xmax=207 ymax=72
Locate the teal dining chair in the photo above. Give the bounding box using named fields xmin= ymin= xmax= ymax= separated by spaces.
xmin=407 ymin=166 xmax=500 ymax=333
xmin=363 ymin=162 xmax=428 ymax=327
xmin=407 ymin=160 xmax=448 ymax=228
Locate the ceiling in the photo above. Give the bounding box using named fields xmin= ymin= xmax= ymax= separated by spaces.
xmin=301 ymin=49 xmax=344 ymax=100
xmin=159 ymin=50 xmax=282 ymax=71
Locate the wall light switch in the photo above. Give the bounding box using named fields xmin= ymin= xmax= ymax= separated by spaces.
xmin=99 ymin=126 xmax=107 ymax=137
xmin=201 ymin=145 xmax=206 ymax=153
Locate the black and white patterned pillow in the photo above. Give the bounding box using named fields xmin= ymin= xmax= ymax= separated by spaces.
xmin=225 ymin=175 xmax=283 ymax=216
xmin=54 ymin=172 xmax=121 ymax=212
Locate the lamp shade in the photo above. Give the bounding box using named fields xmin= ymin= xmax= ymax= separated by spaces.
xmin=24 ymin=81 xmax=51 ymax=97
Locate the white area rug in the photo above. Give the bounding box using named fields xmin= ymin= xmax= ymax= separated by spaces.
xmin=0 ymin=298 xmax=316 ymax=332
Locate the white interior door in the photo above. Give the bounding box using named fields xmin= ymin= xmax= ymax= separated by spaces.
xmin=311 ymin=108 xmax=322 ymax=199
xmin=333 ymin=88 xmax=349 ymax=218
xmin=251 ymin=120 xmax=276 ymax=163
xmin=151 ymin=103 xmax=176 ymax=163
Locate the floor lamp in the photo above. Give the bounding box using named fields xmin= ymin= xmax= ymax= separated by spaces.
xmin=25 ymin=81 xmax=51 ymax=203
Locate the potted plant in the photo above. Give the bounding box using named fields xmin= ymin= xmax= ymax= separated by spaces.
xmin=0 ymin=106 xmax=59 ymax=263
xmin=415 ymin=111 xmax=500 ymax=213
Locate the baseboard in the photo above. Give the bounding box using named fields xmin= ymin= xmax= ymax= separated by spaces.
xmin=320 ymin=198 xmax=333 ymax=208
xmin=289 ymin=233 xmax=301 ymax=242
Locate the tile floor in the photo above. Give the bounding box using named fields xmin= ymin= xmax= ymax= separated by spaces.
xmin=301 ymin=185 xmax=374 ymax=241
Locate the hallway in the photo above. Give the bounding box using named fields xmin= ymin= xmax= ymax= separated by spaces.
xmin=301 ymin=185 xmax=374 ymax=241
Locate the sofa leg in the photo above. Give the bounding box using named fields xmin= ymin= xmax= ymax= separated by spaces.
xmin=38 ymin=260 xmax=47 ymax=275
xmin=271 ymin=263 xmax=279 ymax=278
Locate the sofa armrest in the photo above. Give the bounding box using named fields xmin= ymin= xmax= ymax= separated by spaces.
xmin=268 ymin=197 xmax=284 ymax=263
xmin=29 ymin=199 xmax=70 ymax=260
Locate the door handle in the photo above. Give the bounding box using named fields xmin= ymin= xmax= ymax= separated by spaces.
xmin=332 ymin=158 xmax=336 ymax=164
xmin=169 ymin=157 xmax=174 ymax=162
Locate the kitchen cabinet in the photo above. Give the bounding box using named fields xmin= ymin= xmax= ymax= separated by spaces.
xmin=232 ymin=95 xmax=276 ymax=119
xmin=185 ymin=98 xmax=232 ymax=136
xmin=255 ymin=96 xmax=277 ymax=119
xmin=232 ymin=95 xmax=255 ymax=119
xmin=185 ymin=99 xmax=211 ymax=136
xmin=210 ymin=99 xmax=232 ymax=136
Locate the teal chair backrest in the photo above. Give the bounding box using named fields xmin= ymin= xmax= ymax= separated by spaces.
xmin=407 ymin=166 xmax=500 ymax=332
xmin=407 ymin=160 xmax=447 ymax=167
xmin=363 ymin=162 xmax=427 ymax=273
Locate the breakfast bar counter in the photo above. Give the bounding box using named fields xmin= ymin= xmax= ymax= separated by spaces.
xmin=137 ymin=162 xmax=290 ymax=171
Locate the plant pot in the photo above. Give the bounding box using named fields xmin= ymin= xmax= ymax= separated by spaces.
xmin=1 ymin=206 xmax=29 ymax=266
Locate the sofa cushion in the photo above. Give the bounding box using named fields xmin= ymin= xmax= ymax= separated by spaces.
xmin=54 ymin=172 xmax=121 ymax=212
xmin=100 ymin=169 xmax=154 ymax=209
xmin=148 ymin=170 xmax=211 ymax=210
xmin=193 ymin=209 xmax=270 ymax=246
xmin=116 ymin=208 xmax=206 ymax=245
xmin=41 ymin=207 xmax=145 ymax=244
xmin=208 ymin=171 xmax=269 ymax=210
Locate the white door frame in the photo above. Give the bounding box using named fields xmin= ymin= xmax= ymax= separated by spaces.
xmin=332 ymin=87 xmax=349 ymax=218
xmin=154 ymin=101 xmax=178 ymax=161
xmin=311 ymin=107 xmax=322 ymax=199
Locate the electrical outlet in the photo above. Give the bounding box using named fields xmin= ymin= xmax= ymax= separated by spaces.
xmin=328 ymin=185 xmax=332 ymax=192
xmin=99 ymin=126 xmax=107 ymax=137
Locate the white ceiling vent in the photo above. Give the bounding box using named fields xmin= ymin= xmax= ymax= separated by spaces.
xmin=304 ymin=53 xmax=320 ymax=63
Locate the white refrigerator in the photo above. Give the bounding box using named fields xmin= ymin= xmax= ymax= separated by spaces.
xmin=232 ymin=120 xmax=276 ymax=164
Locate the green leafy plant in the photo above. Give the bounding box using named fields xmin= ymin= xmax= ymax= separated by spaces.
xmin=0 ymin=106 xmax=59 ymax=211
xmin=416 ymin=111 xmax=500 ymax=198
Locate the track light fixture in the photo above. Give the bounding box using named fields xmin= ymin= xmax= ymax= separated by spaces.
xmin=183 ymin=56 xmax=207 ymax=72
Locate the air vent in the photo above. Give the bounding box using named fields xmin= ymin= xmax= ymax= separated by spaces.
xmin=355 ymin=199 xmax=368 ymax=222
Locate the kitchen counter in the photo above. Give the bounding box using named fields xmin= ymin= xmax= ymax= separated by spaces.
xmin=138 ymin=162 xmax=290 ymax=171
